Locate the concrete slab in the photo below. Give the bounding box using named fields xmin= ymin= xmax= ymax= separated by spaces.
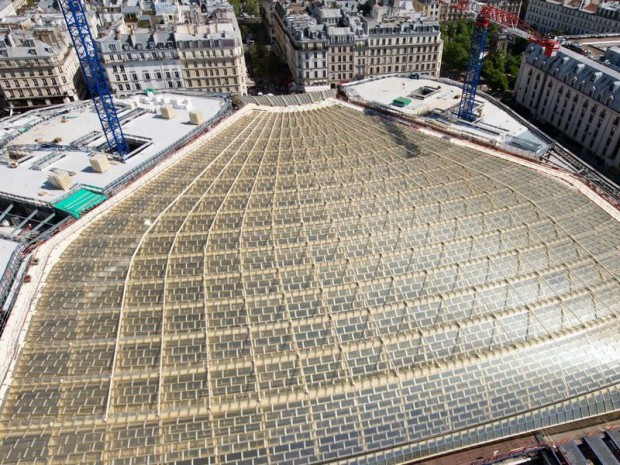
xmin=344 ymin=76 xmax=550 ymax=153
xmin=0 ymin=93 xmax=227 ymax=204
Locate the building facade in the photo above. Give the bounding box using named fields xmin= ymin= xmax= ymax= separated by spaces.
xmin=0 ymin=26 xmax=83 ymax=112
xmin=97 ymin=29 xmax=184 ymax=94
xmin=260 ymin=0 xmax=276 ymax=42
xmin=524 ymin=0 xmax=620 ymax=35
xmin=175 ymin=5 xmax=248 ymax=95
xmin=438 ymin=0 xmax=523 ymax=22
xmin=273 ymin=1 xmax=443 ymax=88
xmin=96 ymin=1 xmax=247 ymax=95
xmin=514 ymin=43 xmax=620 ymax=166
xmin=413 ymin=0 xmax=441 ymax=19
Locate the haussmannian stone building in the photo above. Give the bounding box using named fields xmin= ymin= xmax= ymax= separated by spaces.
xmin=514 ymin=42 xmax=620 ymax=166
xmin=175 ymin=6 xmax=248 ymax=95
xmin=273 ymin=1 xmax=443 ymax=88
xmin=0 ymin=20 xmax=84 ymax=112
xmin=97 ymin=29 xmax=184 ymax=94
xmin=524 ymin=0 xmax=620 ymax=35
xmin=96 ymin=1 xmax=247 ymax=95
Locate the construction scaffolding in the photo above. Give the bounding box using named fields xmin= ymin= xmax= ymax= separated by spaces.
xmin=0 ymin=103 xmax=619 ymax=464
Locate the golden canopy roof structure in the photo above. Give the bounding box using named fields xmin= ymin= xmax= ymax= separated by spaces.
xmin=0 ymin=102 xmax=619 ymax=464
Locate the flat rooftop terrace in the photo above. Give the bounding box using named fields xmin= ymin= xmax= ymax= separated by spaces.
xmin=343 ymin=76 xmax=550 ymax=155
xmin=0 ymin=93 xmax=228 ymax=205
xmin=571 ymin=34 xmax=620 ymax=58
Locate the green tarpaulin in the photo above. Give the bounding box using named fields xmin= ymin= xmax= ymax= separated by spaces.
xmin=392 ymin=97 xmax=412 ymax=108
xmin=53 ymin=188 xmax=107 ymax=218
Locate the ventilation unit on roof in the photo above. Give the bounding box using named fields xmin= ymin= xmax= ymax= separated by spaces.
xmin=48 ymin=169 xmax=73 ymax=190
xmin=90 ymin=153 xmax=110 ymax=173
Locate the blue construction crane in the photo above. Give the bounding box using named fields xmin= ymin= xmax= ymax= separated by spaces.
xmin=454 ymin=0 xmax=560 ymax=122
xmin=58 ymin=0 xmax=129 ymax=159
xmin=457 ymin=16 xmax=489 ymax=122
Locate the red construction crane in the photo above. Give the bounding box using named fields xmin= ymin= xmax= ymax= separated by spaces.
xmin=452 ymin=0 xmax=560 ymax=121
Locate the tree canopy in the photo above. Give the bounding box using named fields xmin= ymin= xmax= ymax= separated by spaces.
xmin=229 ymin=0 xmax=259 ymax=16
xmin=440 ymin=19 xmax=525 ymax=94
xmin=440 ymin=19 xmax=474 ymax=75
xmin=246 ymin=44 xmax=288 ymax=85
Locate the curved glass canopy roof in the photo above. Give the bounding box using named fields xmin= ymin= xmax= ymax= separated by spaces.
xmin=0 ymin=104 xmax=619 ymax=464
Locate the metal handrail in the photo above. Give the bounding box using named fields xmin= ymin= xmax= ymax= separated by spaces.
xmin=0 ymin=243 xmax=26 ymax=317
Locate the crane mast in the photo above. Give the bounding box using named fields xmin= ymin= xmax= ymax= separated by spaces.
xmin=58 ymin=0 xmax=129 ymax=159
xmin=458 ymin=16 xmax=490 ymax=122
xmin=454 ymin=0 xmax=560 ymax=122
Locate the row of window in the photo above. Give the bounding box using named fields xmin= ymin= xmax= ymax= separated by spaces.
xmin=367 ymin=63 xmax=436 ymax=74
xmin=185 ymin=81 xmax=243 ymax=93
xmin=330 ymin=72 xmax=353 ymax=81
xmin=369 ymin=54 xmax=438 ymax=65
xmin=301 ymin=46 xmax=439 ymax=62
xmin=526 ymin=3 xmax=620 ymax=32
xmin=107 ymin=42 xmax=174 ymax=52
xmin=185 ymin=77 xmax=238 ymax=86
xmin=2 ymin=76 xmax=66 ymax=88
xmin=178 ymin=40 xmax=241 ymax=51
xmin=187 ymin=60 xmax=237 ymax=69
xmin=113 ymin=81 xmax=183 ymax=92
xmin=103 ymin=51 xmax=176 ymax=62
xmin=527 ymin=67 xmax=615 ymax=108
xmin=299 ymin=61 xmax=326 ymax=70
xmin=112 ymin=70 xmax=180 ymax=81
xmin=4 ymin=87 xmax=59 ymax=98
xmin=289 ymin=33 xmax=439 ymax=48
xmin=184 ymin=68 xmax=235 ymax=78
xmin=523 ymin=67 xmax=620 ymax=161
xmin=368 ymin=46 xmax=438 ymax=56
xmin=329 ymin=61 xmax=436 ymax=73
xmin=105 ymin=52 xmax=241 ymax=68
xmin=0 ymin=57 xmax=54 ymax=67
xmin=304 ymin=62 xmax=436 ymax=79
xmin=181 ymin=49 xmax=238 ymax=58
xmin=0 ymin=68 xmax=58 ymax=78
xmin=366 ymin=36 xmax=438 ymax=46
